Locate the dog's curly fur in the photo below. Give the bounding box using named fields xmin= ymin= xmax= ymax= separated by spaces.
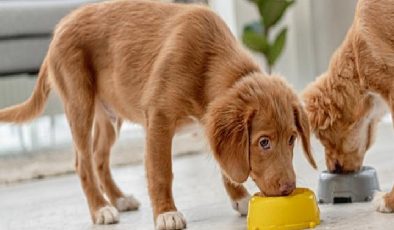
xmin=0 ymin=1 xmax=316 ymax=228
xmin=303 ymin=0 xmax=394 ymax=213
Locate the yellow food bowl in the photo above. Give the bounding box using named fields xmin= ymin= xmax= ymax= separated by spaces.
xmin=247 ymin=188 xmax=320 ymax=230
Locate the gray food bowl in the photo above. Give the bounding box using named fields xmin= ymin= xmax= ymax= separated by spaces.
xmin=317 ymin=166 xmax=380 ymax=204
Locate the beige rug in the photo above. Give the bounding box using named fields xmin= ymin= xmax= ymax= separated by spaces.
xmin=0 ymin=124 xmax=207 ymax=185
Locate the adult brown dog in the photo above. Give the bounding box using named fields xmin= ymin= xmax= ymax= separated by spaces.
xmin=303 ymin=0 xmax=394 ymax=213
xmin=0 ymin=1 xmax=316 ymax=229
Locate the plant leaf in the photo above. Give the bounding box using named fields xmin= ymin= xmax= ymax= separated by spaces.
xmin=244 ymin=20 xmax=264 ymax=34
xmin=257 ymin=0 xmax=295 ymax=31
xmin=267 ymin=27 xmax=287 ymax=66
xmin=242 ymin=22 xmax=268 ymax=53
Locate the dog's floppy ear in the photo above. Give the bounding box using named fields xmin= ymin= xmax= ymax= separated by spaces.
xmin=303 ymin=86 xmax=335 ymax=131
xmin=294 ymin=103 xmax=317 ymax=169
xmin=205 ymin=98 xmax=254 ymax=184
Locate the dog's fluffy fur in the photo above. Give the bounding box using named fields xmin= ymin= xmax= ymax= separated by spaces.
xmin=0 ymin=1 xmax=316 ymax=228
xmin=303 ymin=0 xmax=394 ymax=212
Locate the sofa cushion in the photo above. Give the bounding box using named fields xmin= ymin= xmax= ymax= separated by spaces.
xmin=0 ymin=0 xmax=100 ymax=37
xmin=0 ymin=38 xmax=50 ymax=74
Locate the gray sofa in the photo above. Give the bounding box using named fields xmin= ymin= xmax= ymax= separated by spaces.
xmin=0 ymin=0 xmax=100 ymax=152
xmin=0 ymin=0 xmax=99 ymax=76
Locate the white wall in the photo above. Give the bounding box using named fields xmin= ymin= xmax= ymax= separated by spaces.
xmin=210 ymin=0 xmax=357 ymax=90
xmin=209 ymin=0 xmax=237 ymax=35
xmin=310 ymin=0 xmax=357 ymax=75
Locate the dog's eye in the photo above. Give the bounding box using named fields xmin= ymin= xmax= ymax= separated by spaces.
xmin=259 ymin=137 xmax=271 ymax=150
xmin=289 ymin=135 xmax=296 ymax=145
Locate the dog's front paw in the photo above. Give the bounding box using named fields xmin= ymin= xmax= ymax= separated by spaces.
xmin=156 ymin=211 xmax=186 ymax=230
xmin=95 ymin=205 xmax=119 ymax=224
xmin=373 ymin=191 xmax=393 ymax=213
xmin=115 ymin=195 xmax=140 ymax=212
xmin=231 ymin=194 xmax=251 ymax=216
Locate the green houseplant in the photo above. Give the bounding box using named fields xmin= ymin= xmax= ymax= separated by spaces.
xmin=242 ymin=0 xmax=295 ymax=73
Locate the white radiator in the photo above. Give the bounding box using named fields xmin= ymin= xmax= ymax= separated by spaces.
xmin=0 ymin=74 xmax=63 ymax=115
xmin=0 ymin=75 xmax=64 ymax=155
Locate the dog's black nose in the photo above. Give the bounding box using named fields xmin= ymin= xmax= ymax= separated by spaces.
xmin=333 ymin=161 xmax=343 ymax=173
xmin=280 ymin=182 xmax=295 ymax=196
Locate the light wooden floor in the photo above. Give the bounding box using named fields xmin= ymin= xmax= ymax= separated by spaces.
xmin=1 ymin=123 xmax=394 ymax=230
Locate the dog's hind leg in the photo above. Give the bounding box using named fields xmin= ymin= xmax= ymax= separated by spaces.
xmin=53 ymin=58 xmax=119 ymax=224
xmin=222 ymin=174 xmax=250 ymax=216
xmin=93 ymin=104 xmax=140 ymax=212
xmin=67 ymin=97 xmax=119 ymax=224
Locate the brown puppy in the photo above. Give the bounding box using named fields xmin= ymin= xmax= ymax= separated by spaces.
xmin=0 ymin=1 xmax=316 ymax=229
xmin=303 ymin=0 xmax=394 ymax=213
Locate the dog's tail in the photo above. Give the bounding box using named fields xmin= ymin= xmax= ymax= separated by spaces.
xmin=0 ymin=56 xmax=51 ymax=123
